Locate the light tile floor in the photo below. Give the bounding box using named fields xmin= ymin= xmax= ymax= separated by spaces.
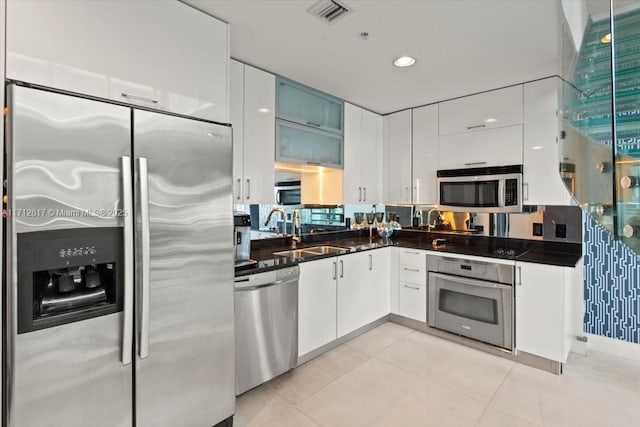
xmin=234 ymin=323 xmax=640 ymax=427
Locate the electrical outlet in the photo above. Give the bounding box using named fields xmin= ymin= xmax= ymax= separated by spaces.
xmin=533 ymin=222 xmax=543 ymax=236
xmin=555 ymin=223 xmax=567 ymax=238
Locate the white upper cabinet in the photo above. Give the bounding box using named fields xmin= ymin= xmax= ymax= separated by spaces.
xmin=438 ymin=125 xmax=523 ymax=170
xmin=230 ymin=61 xmax=275 ymax=204
xmin=437 ymin=85 xmax=524 ymax=171
xmin=411 ymin=105 xmax=438 ymax=205
xmin=383 ymin=110 xmax=413 ymax=204
xmin=438 ymin=85 xmax=523 ymax=136
xmin=6 ymin=0 xmax=229 ymax=122
xmin=344 ymin=103 xmax=383 ymax=204
xmin=523 ymin=77 xmax=573 ymax=205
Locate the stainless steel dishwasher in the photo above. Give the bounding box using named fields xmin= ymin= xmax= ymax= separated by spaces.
xmin=234 ymin=266 xmax=299 ymax=395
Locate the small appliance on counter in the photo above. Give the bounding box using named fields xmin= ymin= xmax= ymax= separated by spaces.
xmin=234 ymin=212 xmax=257 ymax=269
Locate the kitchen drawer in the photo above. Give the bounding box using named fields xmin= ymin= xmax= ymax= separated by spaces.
xmin=398 ymin=249 xmax=426 ymax=269
xmin=398 ymin=282 xmax=426 ymax=322
xmin=439 ymin=85 xmax=523 ymax=136
xmin=399 ymin=264 xmax=426 ymax=286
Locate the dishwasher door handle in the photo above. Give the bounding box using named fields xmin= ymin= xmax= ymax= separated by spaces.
xmin=235 ymin=278 xmax=298 ymax=292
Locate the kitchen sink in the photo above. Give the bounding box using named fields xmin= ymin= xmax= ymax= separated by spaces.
xmin=352 ymin=242 xmax=384 ymax=250
xmin=301 ymin=245 xmax=348 ymax=255
xmin=272 ymin=249 xmax=309 ymax=259
xmin=272 ymin=245 xmax=348 ymax=259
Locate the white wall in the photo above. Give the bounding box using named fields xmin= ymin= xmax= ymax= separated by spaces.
xmin=562 ymin=0 xmax=589 ymax=51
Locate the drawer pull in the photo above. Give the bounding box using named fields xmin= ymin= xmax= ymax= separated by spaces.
xmin=403 ymin=251 xmax=420 ymax=255
xmin=464 ymin=161 xmax=487 ymax=166
xmin=403 ymin=285 xmax=421 ymax=290
xmin=466 ymin=124 xmax=486 ymax=130
xmin=403 ymin=267 xmax=420 ymax=272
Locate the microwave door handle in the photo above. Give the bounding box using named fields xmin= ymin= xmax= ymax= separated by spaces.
xmin=498 ymin=179 xmax=506 ymax=208
xmin=275 ymin=190 xmax=281 ymax=205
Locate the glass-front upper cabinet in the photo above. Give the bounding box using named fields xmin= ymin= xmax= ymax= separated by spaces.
xmin=276 ymin=119 xmax=343 ymax=168
xmin=276 ymin=77 xmax=343 ymax=134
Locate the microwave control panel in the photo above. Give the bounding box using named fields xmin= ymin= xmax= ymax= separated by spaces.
xmin=505 ymin=179 xmax=518 ymax=206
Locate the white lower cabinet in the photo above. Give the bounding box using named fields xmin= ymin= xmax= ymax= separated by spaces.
xmin=298 ymin=249 xmax=391 ymax=357
xmin=515 ymin=261 xmax=576 ymax=363
xmin=398 ymin=283 xmax=426 ymax=322
xmin=298 ymin=258 xmax=337 ymax=357
xmin=337 ymin=249 xmax=390 ymax=338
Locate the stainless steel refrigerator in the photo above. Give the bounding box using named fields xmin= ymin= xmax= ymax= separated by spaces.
xmin=3 ymin=83 xmax=235 ymax=427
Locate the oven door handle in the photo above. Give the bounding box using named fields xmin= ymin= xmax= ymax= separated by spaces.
xmin=429 ymin=272 xmax=512 ymax=290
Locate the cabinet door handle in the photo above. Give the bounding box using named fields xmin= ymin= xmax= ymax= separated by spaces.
xmin=245 ymin=179 xmax=251 ymax=200
xmin=121 ymin=92 xmax=158 ymax=104
xmin=517 ymin=266 xmax=522 ymax=286
xmin=523 ymin=182 xmax=529 ymax=201
xmin=340 ymin=260 xmax=344 ymax=278
xmin=306 ymin=121 xmax=321 ymax=127
xmin=403 ymin=284 xmax=421 ymax=290
xmin=466 ymin=124 xmax=486 ymax=130
xmin=358 ymin=187 xmax=362 ymax=202
xmin=464 ymin=161 xmax=487 ymax=166
xmin=404 ymin=251 xmax=419 ymax=255
xmin=236 ymin=178 xmax=242 ymax=201
xmin=403 ymin=267 xmax=420 ymax=272
xmin=369 ymin=254 xmax=372 ymax=271
xmin=363 ymin=187 xmax=367 ymax=201
xmin=333 ymin=261 xmax=337 ymax=280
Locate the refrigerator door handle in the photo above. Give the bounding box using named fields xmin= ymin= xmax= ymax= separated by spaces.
xmin=122 ymin=156 xmax=134 ymax=366
xmin=138 ymin=157 xmax=151 ymax=359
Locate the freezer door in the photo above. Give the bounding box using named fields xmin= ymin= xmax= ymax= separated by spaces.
xmin=133 ymin=111 xmax=234 ymax=427
xmin=5 ymin=85 xmax=132 ymax=427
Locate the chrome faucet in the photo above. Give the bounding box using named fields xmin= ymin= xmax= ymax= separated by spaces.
xmin=292 ymin=209 xmax=302 ymax=242
xmin=264 ymin=208 xmax=287 ymax=235
xmin=426 ymin=208 xmax=441 ymax=231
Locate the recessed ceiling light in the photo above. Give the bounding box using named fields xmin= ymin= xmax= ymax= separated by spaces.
xmin=485 ymin=118 xmax=498 ymax=123
xmin=257 ymin=108 xmax=271 ymax=113
xmin=601 ymin=33 xmax=611 ymax=43
xmin=393 ymin=56 xmax=416 ymax=68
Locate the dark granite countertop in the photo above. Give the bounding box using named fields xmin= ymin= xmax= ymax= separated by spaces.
xmin=235 ymin=229 xmax=582 ymax=277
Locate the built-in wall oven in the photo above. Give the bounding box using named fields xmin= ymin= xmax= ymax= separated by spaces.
xmin=428 ymin=256 xmax=514 ymax=350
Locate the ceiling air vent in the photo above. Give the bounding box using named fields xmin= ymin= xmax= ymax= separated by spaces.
xmin=307 ymin=0 xmax=352 ymax=24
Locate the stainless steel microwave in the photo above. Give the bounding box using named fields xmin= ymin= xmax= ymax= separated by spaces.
xmin=437 ymin=165 xmax=522 ymax=213
xmin=274 ymin=180 xmax=301 ymax=206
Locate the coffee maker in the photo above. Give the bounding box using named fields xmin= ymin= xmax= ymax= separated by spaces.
xmin=234 ymin=212 xmax=257 ymax=269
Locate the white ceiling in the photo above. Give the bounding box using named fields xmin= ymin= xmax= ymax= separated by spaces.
xmin=185 ymin=0 xmax=561 ymax=115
